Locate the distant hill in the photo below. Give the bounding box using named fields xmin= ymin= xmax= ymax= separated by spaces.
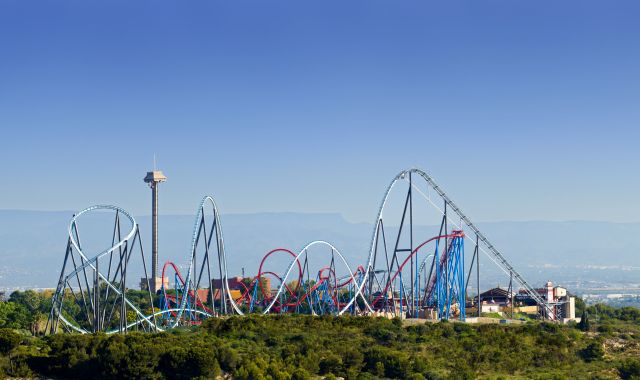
xmin=0 ymin=210 xmax=638 ymax=290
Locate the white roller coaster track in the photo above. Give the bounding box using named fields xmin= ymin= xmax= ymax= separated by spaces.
xmin=51 ymin=168 xmax=552 ymax=332
xmin=264 ymin=240 xmax=364 ymax=315
xmin=51 ymin=205 xmax=160 ymax=334
xmin=341 ymin=168 xmax=552 ymax=317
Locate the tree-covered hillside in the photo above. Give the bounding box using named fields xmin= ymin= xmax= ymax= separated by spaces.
xmin=1 ymin=290 xmax=639 ymax=379
xmin=0 ymin=311 xmax=639 ymax=379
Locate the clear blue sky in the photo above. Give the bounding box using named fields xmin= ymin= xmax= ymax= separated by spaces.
xmin=0 ymin=1 xmax=638 ymax=223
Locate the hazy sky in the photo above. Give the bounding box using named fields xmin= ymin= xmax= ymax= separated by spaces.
xmin=1 ymin=1 xmax=639 ymax=223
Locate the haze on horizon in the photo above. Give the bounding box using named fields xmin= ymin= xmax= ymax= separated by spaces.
xmin=1 ymin=1 xmax=639 ymax=224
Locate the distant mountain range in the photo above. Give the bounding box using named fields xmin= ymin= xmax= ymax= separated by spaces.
xmin=0 ymin=210 xmax=638 ymax=291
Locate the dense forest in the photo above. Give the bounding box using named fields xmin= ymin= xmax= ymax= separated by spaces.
xmin=1 ymin=291 xmax=639 ymax=379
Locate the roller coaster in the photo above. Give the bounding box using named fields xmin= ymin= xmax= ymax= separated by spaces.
xmin=47 ymin=168 xmax=553 ymax=334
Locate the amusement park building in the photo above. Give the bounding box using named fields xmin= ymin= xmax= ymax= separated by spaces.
xmin=475 ymin=287 xmax=512 ymax=313
xmin=140 ymin=276 xmax=170 ymax=293
xmin=516 ymin=281 xmax=577 ymax=322
xmin=211 ymin=276 xmax=272 ymax=298
xmin=473 ymin=282 xmax=577 ymax=322
xmin=210 ymin=288 xmax=243 ymax=301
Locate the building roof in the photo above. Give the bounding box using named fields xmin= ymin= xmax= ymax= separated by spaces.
xmin=211 ymin=289 xmax=242 ymax=301
xmin=480 ymin=287 xmax=511 ymax=298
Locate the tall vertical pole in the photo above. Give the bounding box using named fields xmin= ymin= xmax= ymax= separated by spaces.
xmin=151 ymin=182 xmax=158 ymax=292
xmin=144 ymin=170 xmax=166 ymax=294
xmin=461 ymin=237 xmax=465 ymax=320
xmin=94 ymin=259 xmax=100 ymax=332
xmin=476 ymin=235 xmax=480 ymax=318
xmin=444 ymin=201 xmax=448 ymax=317
xmin=409 ymin=172 xmax=414 ymax=317
xmin=121 ymin=241 xmax=127 ymax=333
xmin=510 ymin=271 xmax=514 ymax=319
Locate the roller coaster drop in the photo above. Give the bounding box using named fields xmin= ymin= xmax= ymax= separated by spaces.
xmin=47 ymin=168 xmax=552 ymax=334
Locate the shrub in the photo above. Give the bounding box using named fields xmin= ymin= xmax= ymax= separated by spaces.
xmin=580 ymin=342 xmax=604 ymax=362
xmin=618 ymin=358 xmax=640 ymax=380
xmin=319 ymin=354 xmax=342 ymax=375
xmin=0 ymin=329 xmax=21 ymax=354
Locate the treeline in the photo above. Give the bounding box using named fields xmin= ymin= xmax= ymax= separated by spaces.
xmin=587 ymin=304 xmax=640 ymax=323
xmin=0 ymin=290 xmax=51 ymax=334
xmin=0 ymin=314 xmax=638 ymax=379
xmin=1 ymin=291 xmax=640 ymax=379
